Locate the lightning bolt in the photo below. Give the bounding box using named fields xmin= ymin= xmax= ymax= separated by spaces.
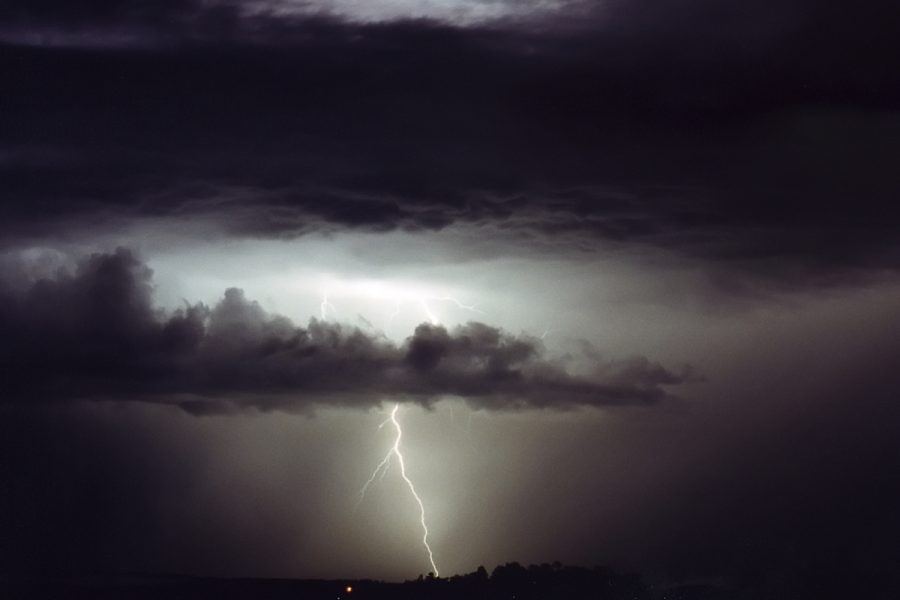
xmin=320 ymin=292 xmax=338 ymax=320
xmin=316 ymin=277 xmax=483 ymax=334
xmin=384 ymin=301 xmax=401 ymax=331
xmin=314 ymin=279 xmax=485 ymax=577
xmin=425 ymin=295 xmax=485 ymax=314
xmin=421 ymin=295 xmax=485 ymax=326
xmin=358 ymin=403 xmax=440 ymax=577
xmin=420 ymin=298 xmax=440 ymax=325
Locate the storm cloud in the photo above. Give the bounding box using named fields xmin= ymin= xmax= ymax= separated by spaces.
xmin=0 ymin=249 xmax=689 ymax=411
xmin=2 ymin=2 xmax=900 ymax=595
xmin=2 ymin=2 xmax=900 ymax=282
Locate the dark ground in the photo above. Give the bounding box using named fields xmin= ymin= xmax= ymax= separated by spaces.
xmin=0 ymin=564 xmax=710 ymax=600
xmin=1 ymin=562 xmax=882 ymax=600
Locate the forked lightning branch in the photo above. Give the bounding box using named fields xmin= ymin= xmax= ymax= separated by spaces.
xmin=356 ymin=403 xmax=440 ymax=577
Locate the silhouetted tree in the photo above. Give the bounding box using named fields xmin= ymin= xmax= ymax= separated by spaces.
xmin=475 ymin=565 xmax=489 ymax=582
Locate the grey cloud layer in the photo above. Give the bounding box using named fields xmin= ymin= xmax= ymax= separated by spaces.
xmin=2 ymin=4 xmax=900 ymax=280
xmin=0 ymin=250 xmax=689 ymax=411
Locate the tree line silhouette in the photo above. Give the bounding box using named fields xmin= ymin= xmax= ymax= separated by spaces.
xmin=0 ymin=563 xmax=739 ymax=599
xmin=396 ymin=561 xmax=655 ymax=600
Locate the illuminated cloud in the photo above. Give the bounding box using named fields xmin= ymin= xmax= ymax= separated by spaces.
xmin=0 ymin=249 xmax=691 ymax=412
xmin=251 ymin=0 xmax=580 ymax=25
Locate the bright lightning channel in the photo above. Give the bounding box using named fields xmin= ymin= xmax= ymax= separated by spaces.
xmin=358 ymin=403 xmax=440 ymax=577
xmin=320 ymin=292 xmax=338 ymax=320
xmin=318 ymin=278 xmax=484 ymax=332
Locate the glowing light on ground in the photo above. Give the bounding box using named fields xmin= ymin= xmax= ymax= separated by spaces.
xmin=357 ymin=403 xmax=440 ymax=577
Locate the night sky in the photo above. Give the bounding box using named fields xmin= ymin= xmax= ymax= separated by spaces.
xmin=2 ymin=1 xmax=900 ymax=596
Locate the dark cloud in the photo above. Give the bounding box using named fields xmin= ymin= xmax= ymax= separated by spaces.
xmin=0 ymin=0 xmax=243 ymax=42
xmin=3 ymin=0 xmax=198 ymax=23
xmin=1 ymin=5 xmax=899 ymax=280
xmin=0 ymin=249 xmax=689 ymax=411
